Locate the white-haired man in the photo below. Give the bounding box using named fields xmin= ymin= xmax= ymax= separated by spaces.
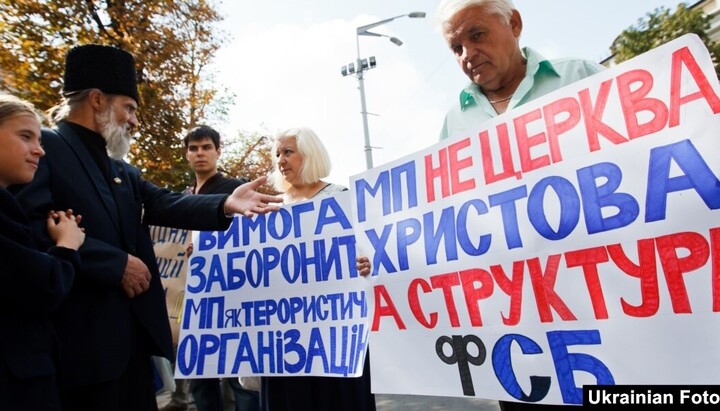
xmin=437 ymin=0 xmax=605 ymax=141
xmin=358 ymin=0 xmax=605 ymax=409
xmin=438 ymin=0 xmax=603 ymax=409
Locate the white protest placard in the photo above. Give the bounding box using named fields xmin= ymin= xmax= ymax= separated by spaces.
xmin=150 ymin=225 xmax=191 ymax=345
xmin=350 ymin=34 xmax=720 ymax=405
xmin=175 ymin=191 xmax=370 ymax=379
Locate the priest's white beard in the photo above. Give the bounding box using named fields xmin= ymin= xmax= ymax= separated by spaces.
xmin=96 ymin=107 xmax=132 ymax=160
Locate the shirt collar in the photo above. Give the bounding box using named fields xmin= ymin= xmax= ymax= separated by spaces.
xmin=458 ymin=47 xmax=559 ymax=111
xmin=65 ymin=120 xmax=107 ymax=151
xmin=189 ymin=171 xmax=224 ymax=195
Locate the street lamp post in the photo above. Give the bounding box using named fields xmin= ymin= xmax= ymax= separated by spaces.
xmin=341 ymin=12 xmax=425 ymax=170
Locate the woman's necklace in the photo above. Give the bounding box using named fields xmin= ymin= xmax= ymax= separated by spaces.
xmin=488 ymin=94 xmax=513 ymax=104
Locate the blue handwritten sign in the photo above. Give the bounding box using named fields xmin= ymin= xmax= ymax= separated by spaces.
xmin=176 ymin=191 xmax=370 ymax=378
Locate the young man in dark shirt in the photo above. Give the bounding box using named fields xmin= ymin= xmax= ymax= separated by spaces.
xmin=162 ymin=125 xmax=256 ymax=411
xmin=183 ymin=125 xmax=249 ymax=195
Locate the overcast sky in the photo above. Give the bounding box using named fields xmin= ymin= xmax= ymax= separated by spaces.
xmin=210 ymin=0 xmax=686 ymax=185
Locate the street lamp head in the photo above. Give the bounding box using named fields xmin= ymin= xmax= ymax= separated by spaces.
xmin=348 ymin=11 xmax=426 ymax=170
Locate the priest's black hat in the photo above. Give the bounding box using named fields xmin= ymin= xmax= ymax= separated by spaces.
xmin=63 ymin=44 xmax=139 ymax=103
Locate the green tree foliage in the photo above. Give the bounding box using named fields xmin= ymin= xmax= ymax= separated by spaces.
xmin=221 ymin=130 xmax=279 ymax=195
xmin=0 ymin=0 xmax=228 ymax=190
xmin=610 ymin=2 xmax=720 ymax=77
